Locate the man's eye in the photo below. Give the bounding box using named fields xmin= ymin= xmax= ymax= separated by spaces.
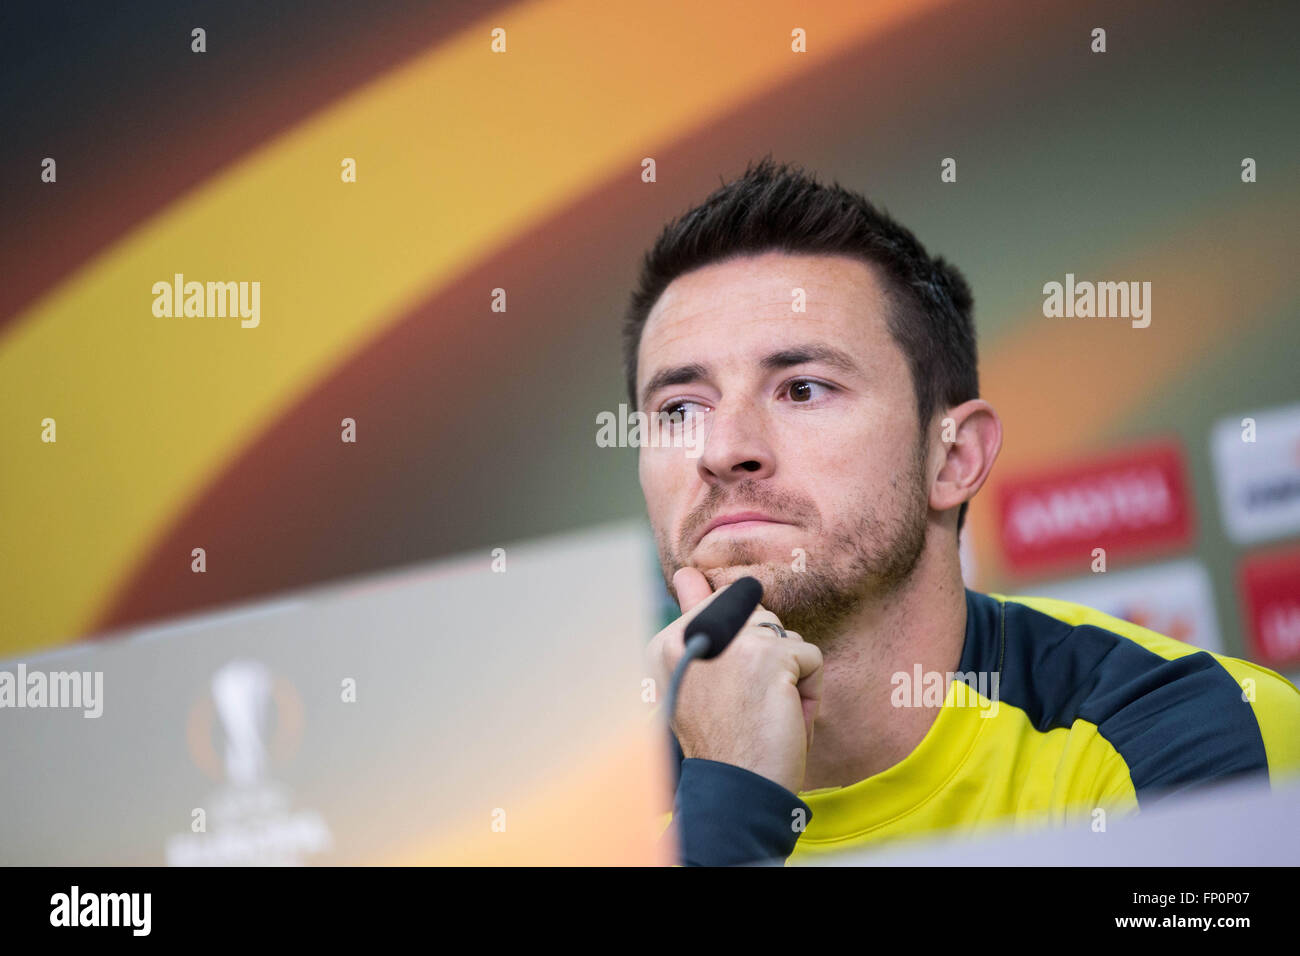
xmin=660 ymin=401 xmax=706 ymax=423
xmin=784 ymin=379 xmax=834 ymax=403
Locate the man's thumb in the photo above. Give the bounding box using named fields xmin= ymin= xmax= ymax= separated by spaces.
xmin=672 ymin=566 xmax=715 ymax=614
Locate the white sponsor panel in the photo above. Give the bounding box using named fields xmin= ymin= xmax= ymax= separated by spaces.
xmin=1021 ymin=559 xmax=1222 ymax=653
xmin=1210 ymin=402 xmax=1300 ymax=545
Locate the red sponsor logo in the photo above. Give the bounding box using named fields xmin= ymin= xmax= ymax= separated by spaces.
xmin=996 ymin=439 xmax=1193 ymax=575
xmin=1239 ymin=545 xmax=1300 ymax=670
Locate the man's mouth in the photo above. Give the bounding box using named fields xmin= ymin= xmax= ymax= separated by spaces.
xmin=695 ymin=511 xmax=791 ymax=547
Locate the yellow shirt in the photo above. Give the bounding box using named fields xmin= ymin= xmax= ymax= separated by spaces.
xmin=666 ymin=589 xmax=1300 ymax=865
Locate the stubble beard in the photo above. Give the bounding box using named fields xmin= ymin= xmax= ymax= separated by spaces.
xmin=657 ymin=443 xmax=931 ymax=649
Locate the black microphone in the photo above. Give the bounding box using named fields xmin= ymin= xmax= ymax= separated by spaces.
xmin=684 ymin=576 xmax=763 ymax=659
xmin=665 ymin=576 xmax=763 ymax=724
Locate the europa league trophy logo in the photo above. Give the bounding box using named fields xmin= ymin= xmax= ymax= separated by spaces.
xmin=211 ymin=660 xmax=273 ymax=788
xmin=171 ymin=659 xmax=329 ymax=865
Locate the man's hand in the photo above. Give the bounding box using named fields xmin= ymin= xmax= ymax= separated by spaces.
xmin=647 ymin=567 xmax=823 ymax=794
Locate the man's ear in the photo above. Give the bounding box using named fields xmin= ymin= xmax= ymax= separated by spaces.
xmin=929 ymin=399 xmax=1002 ymax=515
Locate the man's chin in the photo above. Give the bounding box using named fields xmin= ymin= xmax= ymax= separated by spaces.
xmin=691 ymin=561 xmax=868 ymax=642
xmin=698 ymin=562 xmax=780 ymax=592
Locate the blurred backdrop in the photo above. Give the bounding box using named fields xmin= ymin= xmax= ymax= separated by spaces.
xmin=2 ymin=0 xmax=1297 ymax=680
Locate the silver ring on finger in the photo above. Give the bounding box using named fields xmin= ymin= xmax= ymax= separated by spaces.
xmin=754 ymin=621 xmax=787 ymax=639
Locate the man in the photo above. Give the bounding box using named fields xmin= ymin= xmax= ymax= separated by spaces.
xmin=627 ymin=157 xmax=1300 ymax=866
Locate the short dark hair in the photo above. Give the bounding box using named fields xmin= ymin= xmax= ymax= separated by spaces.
xmin=622 ymin=156 xmax=980 ymax=533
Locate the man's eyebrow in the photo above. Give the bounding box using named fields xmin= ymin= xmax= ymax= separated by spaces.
xmin=640 ymin=362 xmax=710 ymax=410
xmin=761 ymin=344 xmax=862 ymax=376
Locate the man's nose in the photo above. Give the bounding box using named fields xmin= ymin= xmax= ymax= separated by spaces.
xmin=694 ymin=402 xmax=775 ymax=484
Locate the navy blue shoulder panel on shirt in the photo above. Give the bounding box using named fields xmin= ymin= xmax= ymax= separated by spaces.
xmin=963 ymin=589 xmax=1270 ymax=806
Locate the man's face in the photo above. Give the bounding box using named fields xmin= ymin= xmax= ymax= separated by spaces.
xmin=636 ymin=251 xmax=932 ymax=644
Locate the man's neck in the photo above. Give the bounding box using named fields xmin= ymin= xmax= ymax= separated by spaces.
xmin=799 ymin=531 xmax=968 ymax=792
